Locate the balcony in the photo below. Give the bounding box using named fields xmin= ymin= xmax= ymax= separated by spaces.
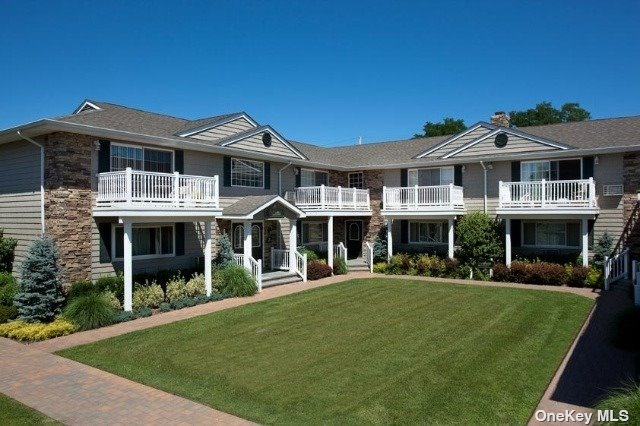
xmin=497 ymin=178 xmax=598 ymax=216
xmin=285 ymin=185 xmax=371 ymax=216
xmin=382 ymin=184 xmax=465 ymax=216
xmin=94 ymin=168 xmax=221 ymax=217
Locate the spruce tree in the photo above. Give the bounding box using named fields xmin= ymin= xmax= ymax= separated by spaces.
xmin=216 ymin=233 xmax=235 ymax=267
xmin=14 ymin=236 xmax=65 ymax=323
xmin=593 ymin=232 xmax=613 ymax=268
xmin=373 ymin=224 xmax=388 ymax=262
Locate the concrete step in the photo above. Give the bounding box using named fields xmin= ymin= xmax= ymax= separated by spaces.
xmin=262 ymin=272 xmax=303 ymax=288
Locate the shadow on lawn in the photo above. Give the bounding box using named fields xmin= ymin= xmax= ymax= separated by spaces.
xmin=551 ymin=282 xmax=639 ymax=407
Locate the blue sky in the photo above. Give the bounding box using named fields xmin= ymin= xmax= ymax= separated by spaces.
xmin=1 ymin=1 xmax=639 ymax=146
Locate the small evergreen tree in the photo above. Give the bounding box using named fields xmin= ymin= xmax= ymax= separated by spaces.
xmin=0 ymin=229 xmax=18 ymax=272
xmin=593 ymin=232 xmax=613 ymax=268
xmin=215 ymin=233 xmax=235 ymax=267
xmin=14 ymin=236 xmax=65 ymax=323
xmin=373 ymin=224 xmax=388 ymax=262
xmin=456 ymin=212 xmax=503 ymax=272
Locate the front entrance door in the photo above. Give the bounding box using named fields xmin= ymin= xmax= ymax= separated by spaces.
xmin=232 ymin=223 xmax=263 ymax=261
xmin=345 ymin=220 xmax=363 ymax=259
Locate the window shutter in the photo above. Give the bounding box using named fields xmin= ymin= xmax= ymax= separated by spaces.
xmin=400 ymin=169 xmax=408 ymax=187
xmin=296 ymin=219 xmax=302 ymax=244
xmin=98 ymin=222 xmax=112 ymax=263
xmin=98 ymin=140 xmax=111 ymax=173
xmin=588 ymin=219 xmax=595 ymax=249
xmin=583 ymin=156 xmax=594 ymax=179
xmin=400 ymin=220 xmax=408 ymax=244
xmin=175 ymin=223 xmax=185 ymax=256
xmin=511 ymin=161 xmax=521 ymax=182
xmin=295 ymin=167 xmax=301 ymax=187
xmin=454 ymin=165 xmax=463 ymax=186
xmin=174 ymin=150 xmax=184 ymax=173
xmin=264 ymin=162 xmax=271 ymax=189
xmin=223 ymin=156 xmax=231 ymax=187
xmin=511 ymin=219 xmax=521 ymax=247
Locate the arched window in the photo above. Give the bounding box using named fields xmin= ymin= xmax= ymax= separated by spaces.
xmin=252 ymin=225 xmax=261 ymax=247
xmin=233 ymin=225 xmax=244 ymax=249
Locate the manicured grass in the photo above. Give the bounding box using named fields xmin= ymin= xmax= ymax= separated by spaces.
xmin=0 ymin=393 xmax=61 ymax=425
xmin=59 ymin=279 xmax=593 ymax=424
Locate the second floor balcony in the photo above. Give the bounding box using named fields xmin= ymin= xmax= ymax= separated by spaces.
xmin=95 ymin=168 xmax=221 ymax=216
xmin=285 ymin=185 xmax=371 ymax=215
xmin=498 ymin=178 xmax=598 ymax=214
xmin=382 ymin=184 xmax=465 ymax=214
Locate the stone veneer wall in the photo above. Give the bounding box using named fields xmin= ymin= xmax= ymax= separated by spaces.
xmin=43 ymin=132 xmax=94 ymax=286
xmin=622 ymin=153 xmax=640 ymax=259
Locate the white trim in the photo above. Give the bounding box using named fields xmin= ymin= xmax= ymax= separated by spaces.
xmin=219 ymin=126 xmax=307 ymax=160
xmin=415 ymin=123 xmax=495 ymax=158
xmin=220 ymin=195 xmax=306 ymax=220
xmin=347 ymin=171 xmax=365 ymax=189
xmin=443 ymin=128 xmax=570 ymax=159
xmin=111 ymin=223 xmax=176 ymax=261
xmin=231 ymin=221 xmax=265 ymax=263
xmin=407 ymin=220 xmax=448 ymax=245
xmin=407 ymin=166 xmax=454 ymax=186
xmin=521 ymin=220 xmax=582 ymax=249
xmin=177 ymin=113 xmax=259 ymax=137
xmin=231 ymin=157 xmax=265 ymax=189
xmin=520 ymin=157 xmax=584 ymax=181
xmin=301 ymin=210 xmax=371 ymax=217
xmin=73 ymin=101 xmax=102 ymax=114
xmin=110 ymin=142 xmax=175 ymax=173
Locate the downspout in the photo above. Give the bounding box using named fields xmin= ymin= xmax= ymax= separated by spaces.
xmin=479 ymin=161 xmax=488 ymax=214
xmin=17 ymin=130 xmax=45 ymax=235
xmin=278 ymin=162 xmax=293 ymax=196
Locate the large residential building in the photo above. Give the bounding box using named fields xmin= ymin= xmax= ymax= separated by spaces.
xmin=1 ymin=100 xmax=639 ymax=310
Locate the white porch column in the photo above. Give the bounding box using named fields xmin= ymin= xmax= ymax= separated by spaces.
xmin=327 ymin=216 xmax=334 ymax=269
xmin=505 ymin=218 xmax=512 ymax=267
xmin=289 ymin=219 xmax=297 ymax=273
xmin=204 ymin=221 xmax=212 ymax=296
xmin=448 ymin=218 xmax=455 ymax=259
xmin=243 ymin=221 xmax=252 ymax=268
xmin=582 ymin=218 xmax=589 ymax=267
xmin=123 ymin=220 xmax=133 ymax=312
xmin=387 ymin=219 xmax=393 ymax=261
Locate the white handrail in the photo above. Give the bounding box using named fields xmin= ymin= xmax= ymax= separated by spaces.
xmin=383 ymin=184 xmax=464 ymax=210
xmin=604 ymin=248 xmax=630 ymax=290
xmin=248 ymin=256 xmax=262 ymax=292
xmin=364 ymin=241 xmax=374 ymax=273
xmin=286 ymin=185 xmax=370 ymax=210
xmin=271 ymin=248 xmax=290 ymax=270
xmin=499 ymin=178 xmax=596 ymax=209
xmin=334 ymin=242 xmax=347 ymax=264
xmin=233 ymin=253 xmax=244 ymax=266
xmin=97 ymin=168 xmax=219 ymax=209
xmin=294 ymin=250 xmax=307 ymax=282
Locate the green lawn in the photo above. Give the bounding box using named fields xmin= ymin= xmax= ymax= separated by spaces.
xmin=0 ymin=393 xmax=61 ymax=425
xmin=59 ymin=279 xmax=593 ymax=424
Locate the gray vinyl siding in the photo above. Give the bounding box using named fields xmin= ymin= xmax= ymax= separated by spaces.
xmin=452 ymin=135 xmax=560 ymax=158
xmin=189 ymin=117 xmax=255 ymax=141
xmin=592 ymin=153 xmax=624 ymax=244
xmin=422 ymin=126 xmax=493 ymax=159
xmin=225 ymin=133 xmax=302 ymax=159
xmin=0 ymin=140 xmax=41 ymax=275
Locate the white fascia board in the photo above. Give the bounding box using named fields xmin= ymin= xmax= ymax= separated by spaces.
xmin=93 ymin=209 xmax=223 ymax=219
xmin=73 ymin=101 xmax=102 ymax=114
xmin=301 ymin=210 xmax=373 ymax=217
xmin=381 ymin=210 xmax=463 ymax=219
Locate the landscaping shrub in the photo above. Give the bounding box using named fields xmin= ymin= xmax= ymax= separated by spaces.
xmin=307 ymin=260 xmax=333 ymax=280
xmin=0 ymin=274 xmax=18 ymax=306
xmin=528 ymin=262 xmax=567 ymax=286
xmin=372 ymin=224 xmax=388 ymax=262
xmin=456 ymin=212 xmax=503 ymax=272
xmin=67 ymin=280 xmax=96 ymax=300
xmin=132 ymin=282 xmax=164 ymax=310
xmin=208 ymin=293 xmax=224 ymax=302
xmin=298 ymin=247 xmax=319 ymax=262
xmin=333 ymin=257 xmax=347 ymax=275
xmin=611 ymin=307 xmax=640 ymax=352
xmin=183 ymin=298 xmax=197 ymax=307
xmin=195 ymin=295 xmax=209 ymax=304
xmin=114 ymin=311 xmax=136 ymax=323
xmin=372 ymin=262 xmax=387 ymax=273
xmin=165 ymin=275 xmax=188 ymax=302
xmin=216 ymin=233 xmax=235 ymax=266
xmin=159 ymin=302 xmax=172 ymax=312
xmin=218 ymin=264 xmax=257 ymax=296
xmin=135 ymin=307 xmax=153 ymax=318
xmin=0 ymin=318 xmax=76 ymax=341
xmin=0 ymin=305 xmax=18 ymax=323
xmin=593 ymin=232 xmax=613 ymax=268
xmin=63 ymin=293 xmax=116 ymax=331
xmin=104 ymin=290 xmax=122 ymax=311
xmin=0 ymin=271 xmax=15 ymax=287
xmin=387 ymin=253 xmax=412 ymax=275
xmin=566 ymin=265 xmax=590 ymax=287
xmin=0 ymin=229 xmax=17 ymax=272
xmin=95 ymin=274 xmax=124 ymax=302
xmin=508 ymin=261 xmax=531 ymax=283
xmin=14 ymin=236 xmax=65 ymax=323
xmin=595 ymin=383 xmax=640 ymax=423
xmin=170 ymin=299 xmax=186 ymax=310
xmin=492 ymin=263 xmax=510 ymax=282
xmin=586 ymin=267 xmax=602 ymax=288
xmin=185 ymin=273 xmax=206 ymax=297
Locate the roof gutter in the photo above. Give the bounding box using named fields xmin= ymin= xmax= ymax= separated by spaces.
xmin=16 ymin=130 xmax=45 ymax=235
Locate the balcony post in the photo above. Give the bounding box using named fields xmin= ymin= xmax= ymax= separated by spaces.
xmin=581 ymin=218 xmax=589 ymax=267
xmin=289 ymin=219 xmax=297 ymax=273
xmin=243 ymin=221 xmax=252 ymax=269
xmin=337 ymin=186 xmax=342 ymax=209
xmin=541 ymin=179 xmax=546 ymax=208
xmin=125 ymin=167 xmax=133 ymax=205
xmin=589 ymin=177 xmax=595 ymax=207
xmin=448 ymin=217 xmax=454 ymax=259
xmin=320 ymin=184 xmax=325 ymax=209
xmin=353 ymin=187 xmax=357 ymax=209
xmin=123 ymin=219 xmax=133 ymax=312
xmin=449 ymin=183 xmax=454 ymax=209
xmin=173 ymin=171 xmax=180 ymax=205
xmin=498 ymin=181 xmax=503 ymax=208
xmin=387 ymin=218 xmax=393 ymax=261
xmin=505 ymin=218 xmax=512 ymax=267
xmin=204 ymin=221 xmax=212 ymax=296
xmin=327 ymin=216 xmax=334 ymax=270
xmin=414 ymin=185 xmax=419 ymax=209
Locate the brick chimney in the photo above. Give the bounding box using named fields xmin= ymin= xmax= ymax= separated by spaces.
xmin=491 ymin=111 xmax=510 ymax=127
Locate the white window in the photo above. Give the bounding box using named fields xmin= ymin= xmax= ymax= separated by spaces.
xmin=520 ymin=159 xmax=582 ymax=182
xmin=110 ymin=144 xmax=173 ymax=173
xmin=409 ymin=222 xmax=445 ymax=244
xmin=231 ymin=158 xmax=264 ymax=188
xmin=522 ymin=221 xmax=581 ymax=248
xmin=300 ymin=169 xmax=328 ymax=187
xmin=408 ymin=167 xmax=454 ymax=186
xmin=302 ymin=222 xmax=327 ymax=244
xmin=113 ymin=225 xmax=174 ymax=259
xmin=348 ymin=172 xmax=364 ymax=189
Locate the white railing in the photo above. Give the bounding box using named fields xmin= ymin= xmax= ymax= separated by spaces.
xmin=364 ymin=241 xmax=374 ymax=273
xmin=97 ymin=168 xmax=219 ymax=209
xmin=499 ymin=178 xmax=596 ymax=209
xmin=383 ymin=184 xmax=464 ymax=211
xmin=233 ymin=253 xmax=244 ymax=266
xmin=248 ymin=256 xmax=262 ymax=292
xmin=285 ymin=185 xmax=370 ymax=210
xmin=295 ymin=250 xmax=307 ymax=282
xmin=604 ymin=248 xmax=629 ymax=290
xmin=303 ymin=242 xmax=328 ymax=252
xmin=271 ymin=248 xmax=290 ymax=271
xmin=334 ymin=242 xmax=347 ymax=264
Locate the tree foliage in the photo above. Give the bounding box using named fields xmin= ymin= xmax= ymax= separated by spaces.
xmin=509 ymin=101 xmax=591 ymax=127
xmin=414 ymin=117 xmax=467 ymax=138
xmin=373 ymin=224 xmax=388 ymax=262
xmin=0 ymin=229 xmax=18 ymax=272
xmin=216 ymin=232 xmax=235 ymax=267
xmin=592 ymin=232 xmax=613 ymax=268
xmin=14 ymin=236 xmax=65 ymax=323
xmin=455 ymin=212 xmax=503 ymax=271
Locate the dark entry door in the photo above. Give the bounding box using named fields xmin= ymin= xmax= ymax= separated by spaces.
xmin=345 ymin=220 xmax=363 ymax=259
xmin=231 ymin=223 xmax=263 ymax=261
